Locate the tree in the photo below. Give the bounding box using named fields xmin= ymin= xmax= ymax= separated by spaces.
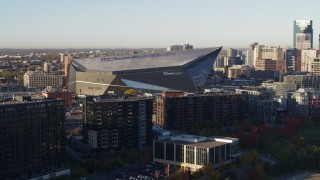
xmin=255 ymin=163 xmax=265 ymax=178
xmin=257 ymin=140 xmax=265 ymax=152
xmin=124 ymin=88 xmax=136 ymax=95
xmin=192 ymin=164 xmax=220 ymax=180
xmin=311 ymin=115 xmax=320 ymax=123
xmin=29 ymin=65 xmax=36 ymax=71
xmin=170 ymin=171 xmax=183 ymax=180
xmin=72 ymin=127 xmax=82 ymax=135
xmin=108 ymin=149 xmax=116 ymax=157
xmin=240 ymin=150 xmax=259 ymax=167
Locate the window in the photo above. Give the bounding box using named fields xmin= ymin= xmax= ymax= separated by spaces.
xmin=214 ymin=146 xmax=220 ymax=164
xmin=226 ymin=144 xmax=231 ymax=160
xmin=186 ymin=146 xmax=195 ymax=164
xmin=166 ymin=143 xmax=174 ymax=161
xmin=221 ymin=144 xmax=225 ymax=162
xmin=175 ymin=144 xmax=184 ymax=162
xmin=196 ymin=147 xmax=207 ymax=165
xmin=154 ymin=142 xmax=164 ymax=159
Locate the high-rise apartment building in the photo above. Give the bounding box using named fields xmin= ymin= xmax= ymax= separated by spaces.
xmin=247 ymin=42 xmax=258 ymax=66
xmin=255 ymin=46 xmax=285 ymax=60
xmin=236 ymin=87 xmax=276 ymax=122
xmin=285 ymin=48 xmax=298 ymax=72
xmin=255 ymin=59 xmax=285 ymax=72
xmin=82 ymin=95 xmax=153 ymax=150
xmin=61 ymin=54 xmax=73 ymax=87
xmin=227 ymin=48 xmax=237 ymax=57
xmin=43 ymin=62 xmax=52 ymax=72
xmin=214 ymin=56 xmax=225 ymax=68
xmin=261 ymin=81 xmax=297 ymax=98
xmin=154 ymin=91 xmax=241 ymax=130
xmin=294 ymin=20 xmax=313 ymax=49
xmin=61 ymin=54 xmax=73 ymax=75
xmin=227 ymin=56 xmax=242 ymax=67
xmin=300 ymin=49 xmax=320 ymax=71
xmin=296 ymin=50 xmax=302 ymax=71
xmin=288 ymin=88 xmax=320 ymax=116
xmin=253 ymin=45 xmax=286 ymax=72
xmin=283 ymin=74 xmax=320 ymax=90
xmin=23 ymin=71 xmax=63 ymax=88
xmin=0 ymin=96 xmax=65 ymax=179
xmin=310 ymin=58 xmax=320 ymax=75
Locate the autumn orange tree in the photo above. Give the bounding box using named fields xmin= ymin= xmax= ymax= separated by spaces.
xmin=192 ymin=164 xmax=220 ymax=180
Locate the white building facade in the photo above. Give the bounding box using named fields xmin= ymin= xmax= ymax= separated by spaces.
xmin=23 ymin=71 xmax=63 ymax=88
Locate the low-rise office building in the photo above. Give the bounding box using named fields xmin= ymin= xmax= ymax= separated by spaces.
xmin=42 ymin=86 xmax=73 ymax=107
xmin=153 ymin=134 xmax=240 ymax=172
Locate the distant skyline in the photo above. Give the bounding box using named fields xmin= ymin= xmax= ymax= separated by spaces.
xmin=1 ymin=0 xmax=320 ymax=49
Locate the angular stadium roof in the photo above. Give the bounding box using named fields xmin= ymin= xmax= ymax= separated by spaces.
xmin=73 ymin=48 xmax=220 ymax=73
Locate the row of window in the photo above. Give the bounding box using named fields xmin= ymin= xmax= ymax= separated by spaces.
xmin=154 ymin=142 xmax=232 ymax=165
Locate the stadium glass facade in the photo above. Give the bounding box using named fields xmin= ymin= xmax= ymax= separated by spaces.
xmin=69 ymin=47 xmax=222 ymax=94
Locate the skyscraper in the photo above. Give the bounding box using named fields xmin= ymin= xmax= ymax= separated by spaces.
xmin=227 ymin=48 xmax=237 ymax=57
xmin=247 ymin=42 xmax=258 ymax=66
xmin=293 ymin=20 xmax=313 ymax=49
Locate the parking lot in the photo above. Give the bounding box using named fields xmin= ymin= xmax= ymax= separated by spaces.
xmin=84 ymin=162 xmax=174 ymax=180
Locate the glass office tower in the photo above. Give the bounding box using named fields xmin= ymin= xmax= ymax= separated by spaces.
xmin=293 ymin=20 xmax=313 ymax=49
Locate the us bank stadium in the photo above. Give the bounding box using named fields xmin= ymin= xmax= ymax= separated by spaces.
xmin=68 ymin=47 xmax=222 ymax=95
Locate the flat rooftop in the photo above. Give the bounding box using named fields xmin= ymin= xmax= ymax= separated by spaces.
xmin=89 ymin=95 xmax=152 ymax=103
xmin=0 ymin=98 xmax=62 ymax=106
xmin=156 ymin=134 xmax=237 ymax=148
xmin=73 ymin=48 xmax=219 ymax=72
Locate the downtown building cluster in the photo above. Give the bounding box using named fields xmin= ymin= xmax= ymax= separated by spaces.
xmin=215 ymin=20 xmax=320 ymax=81
xmin=3 ymin=28 xmax=320 ymax=178
xmin=2 ymin=17 xmax=320 ymax=179
xmin=62 ymin=46 xmax=243 ymax=172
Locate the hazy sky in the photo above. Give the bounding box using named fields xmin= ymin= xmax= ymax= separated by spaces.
xmin=1 ymin=0 xmax=320 ymax=49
